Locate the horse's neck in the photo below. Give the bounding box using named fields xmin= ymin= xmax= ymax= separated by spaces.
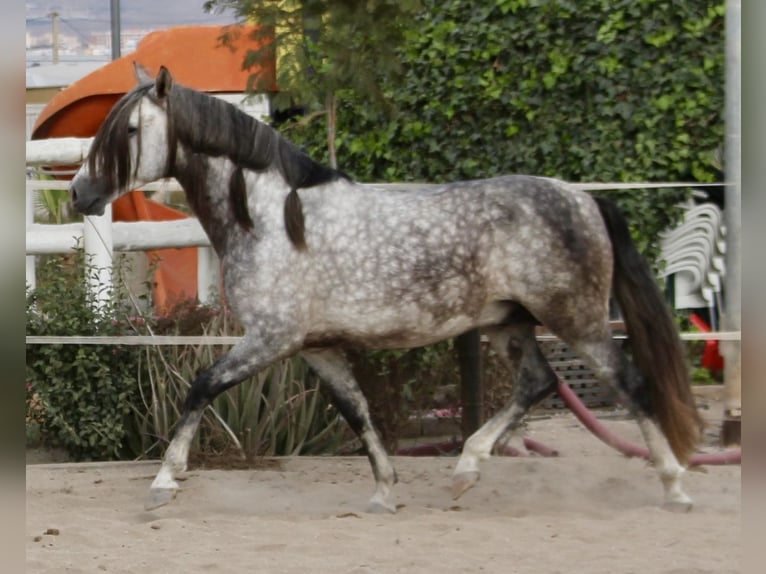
xmin=172 ymin=152 xmax=290 ymax=251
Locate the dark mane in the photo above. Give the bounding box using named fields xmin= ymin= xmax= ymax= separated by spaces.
xmin=169 ymin=84 xmax=350 ymax=249
xmin=88 ymin=83 xmax=155 ymax=194
xmin=89 ymin=81 xmax=349 ymax=250
xmin=167 ymin=84 xmax=346 ymax=190
xmin=168 ymin=84 xmax=349 ymax=250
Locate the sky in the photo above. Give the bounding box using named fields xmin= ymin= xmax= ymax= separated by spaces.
xmin=26 ymin=0 xmax=240 ymax=36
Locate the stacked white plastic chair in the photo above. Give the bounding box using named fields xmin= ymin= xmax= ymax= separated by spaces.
xmin=659 ymin=197 xmax=726 ymax=329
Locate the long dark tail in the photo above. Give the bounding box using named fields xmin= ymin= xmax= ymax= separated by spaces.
xmin=594 ymin=196 xmax=702 ymax=464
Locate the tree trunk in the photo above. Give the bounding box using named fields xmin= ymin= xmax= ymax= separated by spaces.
xmin=325 ymin=92 xmax=338 ymax=169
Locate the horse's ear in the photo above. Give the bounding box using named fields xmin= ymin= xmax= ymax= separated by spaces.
xmin=155 ymin=66 xmax=173 ymax=99
xmin=133 ymin=61 xmax=153 ymax=85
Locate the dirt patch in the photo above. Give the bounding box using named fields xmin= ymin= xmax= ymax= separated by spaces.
xmin=187 ymin=450 xmax=285 ymax=471
xmin=27 ymin=400 xmax=740 ymax=574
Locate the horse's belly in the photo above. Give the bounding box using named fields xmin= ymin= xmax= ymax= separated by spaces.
xmin=305 ymin=300 xmax=508 ymax=350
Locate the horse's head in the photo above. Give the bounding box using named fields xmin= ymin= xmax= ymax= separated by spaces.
xmin=70 ymin=64 xmax=175 ymax=216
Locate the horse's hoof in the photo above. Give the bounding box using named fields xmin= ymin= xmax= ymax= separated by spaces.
xmin=366 ymin=498 xmax=397 ymax=515
xmin=663 ymin=499 xmax=693 ymax=513
xmin=366 ymin=501 xmax=396 ymax=514
xmin=451 ymin=471 xmax=480 ymax=500
xmin=145 ymin=487 xmax=177 ymax=511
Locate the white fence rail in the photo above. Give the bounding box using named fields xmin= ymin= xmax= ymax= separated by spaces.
xmin=26 ymin=331 xmax=742 ymax=346
xmin=26 ymin=137 xmax=738 ymax=345
xmin=27 ymin=219 xmax=209 ymax=254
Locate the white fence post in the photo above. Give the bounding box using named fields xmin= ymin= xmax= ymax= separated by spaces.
xmin=83 ymin=208 xmax=114 ymax=309
xmin=197 ymin=246 xmax=220 ymax=305
xmin=722 ymin=0 xmax=741 ymax=443
xmin=26 ymin=186 xmax=36 ymax=292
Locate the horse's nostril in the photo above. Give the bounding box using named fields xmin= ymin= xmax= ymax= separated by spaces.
xmin=70 ymin=184 xmax=78 ymax=202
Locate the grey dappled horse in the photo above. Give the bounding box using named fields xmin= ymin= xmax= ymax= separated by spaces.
xmin=70 ymin=65 xmax=702 ymax=514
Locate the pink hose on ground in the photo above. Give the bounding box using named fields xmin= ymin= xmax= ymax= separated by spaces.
xmin=396 ymin=381 xmax=741 ymax=466
xmin=395 ymin=438 xmax=461 ymax=457
xmin=395 ymin=436 xmax=559 ymax=457
xmin=521 ymin=437 xmax=559 ymax=457
xmin=556 ymin=379 xmax=741 ymax=466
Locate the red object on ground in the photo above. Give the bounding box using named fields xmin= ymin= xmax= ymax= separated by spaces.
xmin=688 ymin=313 xmax=725 ymax=373
xmin=32 ymin=25 xmax=275 ymax=314
xmin=394 ymin=407 xmax=560 ymax=457
xmin=395 ymin=435 xmax=558 ymax=458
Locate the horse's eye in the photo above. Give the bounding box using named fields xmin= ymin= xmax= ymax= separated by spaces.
xmin=127 ymin=126 xmax=138 ymax=137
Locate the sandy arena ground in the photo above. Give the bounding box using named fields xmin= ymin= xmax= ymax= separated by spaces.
xmin=27 ymin=395 xmax=740 ymax=574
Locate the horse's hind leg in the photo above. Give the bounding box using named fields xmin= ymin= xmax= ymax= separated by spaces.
xmin=301 ymin=348 xmax=398 ymax=514
xmin=572 ymin=335 xmax=693 ymax=510
xmin=452 ymin=322 xmax=558 ymax=499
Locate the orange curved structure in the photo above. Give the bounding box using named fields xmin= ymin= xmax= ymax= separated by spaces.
xmin=32 ymin=25 xmax=275 ymax=314
xmin=33 ymin=25 xmax=275 ymax=139
xmin=111 ymin=192 xmax=203 ymax=314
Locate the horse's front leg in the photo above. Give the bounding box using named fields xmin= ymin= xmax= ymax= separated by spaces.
xmin=301 ymin=348 xmax=398 ymax=514
xmin=145 ymin=334 xmax=298 ymax=510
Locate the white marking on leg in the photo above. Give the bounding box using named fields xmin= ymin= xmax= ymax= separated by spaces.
xmin=150 ymin=465 xmax=179 ymax=491
xmin=150 ymin=410 xmax=203 ymax=491
xmin=637 ymin=418 xmax=692 ymax=508
xmin=454 ymin=404 xmax=525 ymax=477
xmin=364 ymin=430 xmax=396 ymax=513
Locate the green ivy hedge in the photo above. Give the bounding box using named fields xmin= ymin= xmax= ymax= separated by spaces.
xmin=288 ymin=0 xmax=725 ymax=263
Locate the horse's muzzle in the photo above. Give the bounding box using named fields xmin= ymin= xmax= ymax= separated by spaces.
xmin=69 ymin=179 xmax=108 ymax=216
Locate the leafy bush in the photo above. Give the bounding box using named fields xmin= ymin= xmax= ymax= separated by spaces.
xmin=26 ymin=253 xmax=144 ymax=460
xmin=26 ymin=257 xmax=347 ymax=462
xmin=134 ymin=301 xmax=347 ymax=462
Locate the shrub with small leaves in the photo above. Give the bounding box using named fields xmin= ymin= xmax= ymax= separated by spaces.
xmin=26 ymin=253 xmax=144 ymax=461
